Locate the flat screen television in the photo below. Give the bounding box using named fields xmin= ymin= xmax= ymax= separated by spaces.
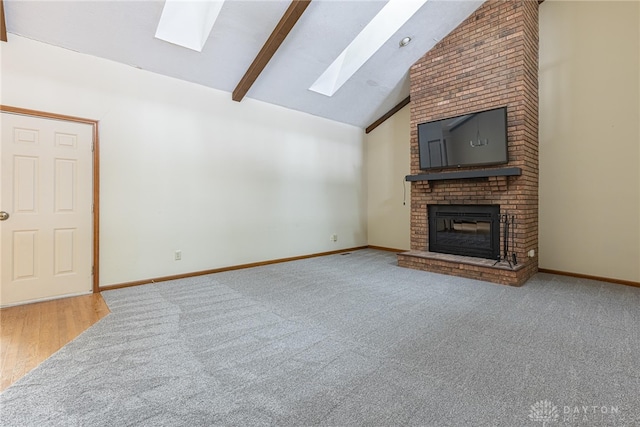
xmin=417 ymin=106 xmax=508 ymax=170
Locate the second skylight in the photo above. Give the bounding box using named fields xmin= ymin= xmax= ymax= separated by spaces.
xmin=309 ymin=0 xmax=428 ymax=97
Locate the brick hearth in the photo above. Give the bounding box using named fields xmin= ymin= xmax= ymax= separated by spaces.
xmin=397 ymin=0 xmax=539 ymax=286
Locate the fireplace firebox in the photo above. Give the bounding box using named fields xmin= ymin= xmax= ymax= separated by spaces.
xmin=428 ymin=205 xmax=500 ymax=260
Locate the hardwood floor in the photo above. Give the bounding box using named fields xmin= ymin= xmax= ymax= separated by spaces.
xmin=0 ymin=293 xmax=110 ymax=392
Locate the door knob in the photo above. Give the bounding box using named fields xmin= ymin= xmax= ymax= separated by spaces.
xmin=0 ymin=211 xmax=9 ymax=221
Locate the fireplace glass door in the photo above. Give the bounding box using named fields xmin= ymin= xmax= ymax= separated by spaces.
xmin=428 ymin=205 xmax=500 ymax=259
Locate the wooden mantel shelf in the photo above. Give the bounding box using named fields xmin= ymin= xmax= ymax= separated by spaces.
xmin=405 ymin=167 xmax=522 ymax=182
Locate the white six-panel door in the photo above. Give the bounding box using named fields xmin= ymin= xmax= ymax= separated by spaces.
xmin=0 ymin=113 xmax=93 ymax=307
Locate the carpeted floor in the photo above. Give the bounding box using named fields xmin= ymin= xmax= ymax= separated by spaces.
xmin=1 ymin=249 xmax=638 ymax=426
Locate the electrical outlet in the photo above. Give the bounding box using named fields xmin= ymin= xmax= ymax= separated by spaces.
xmin=330 ymin=234 xmax=338 ymax=242
xmin=175 ymin=250 xmax=182 ymax=261
xmin=528 ymin=249 xmax=535 ymax=258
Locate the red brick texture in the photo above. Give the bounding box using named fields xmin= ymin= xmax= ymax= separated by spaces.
xmin=398 ymin=0 xmax=539 ymax=286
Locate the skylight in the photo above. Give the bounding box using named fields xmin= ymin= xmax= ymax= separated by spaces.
xmin=155 ymin=0 xmax=225 ymax=52
xmin=309 ymin=0 xmax=428 ymax=97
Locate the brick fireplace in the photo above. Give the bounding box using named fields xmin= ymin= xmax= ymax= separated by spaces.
xmin=397 ymin=0 xmax=539 ymax=286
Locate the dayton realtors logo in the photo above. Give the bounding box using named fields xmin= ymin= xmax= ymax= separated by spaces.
xmin=529 ymin=400 xmax=623 ymax=425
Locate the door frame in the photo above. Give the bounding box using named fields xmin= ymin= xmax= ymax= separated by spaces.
xmin=1 ymin=105 xmax=100 ymax=293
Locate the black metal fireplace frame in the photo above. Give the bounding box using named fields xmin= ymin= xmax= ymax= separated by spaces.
xmin=428 ymin=204 xmax=500 ymax=260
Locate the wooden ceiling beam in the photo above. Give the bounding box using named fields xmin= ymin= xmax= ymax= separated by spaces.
xmin=232 ymin=0 xmax=311 ymax=102
xmin=365 ymin=96 xmax=410 ymax=134
xmin=1 ymin=0 xmax=8 ymax=42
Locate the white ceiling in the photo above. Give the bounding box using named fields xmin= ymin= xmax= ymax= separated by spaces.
xmin=4 ymin=0 xmax=483 ymax=128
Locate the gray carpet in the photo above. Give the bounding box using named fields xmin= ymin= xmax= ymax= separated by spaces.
xmin=1 ymin=249 xmax=639 ymax=426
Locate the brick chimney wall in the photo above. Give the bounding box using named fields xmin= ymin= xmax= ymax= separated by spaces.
xmin=398 ymin=0 xmax=539 ymax=286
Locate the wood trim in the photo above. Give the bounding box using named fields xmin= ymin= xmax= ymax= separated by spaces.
xmin=232 ymin=0 xmax=311 ymax=102
xmin=0 ymin=0 xmax=7 ymax=42
xmin=0 ymin=105 xmax=98 ymax=125
xmin=365 ymin=96 xmax=410 ymax=134
xmin=0 ymin=105 xmax=101 ymax=293
xmin=101 ymin=246 xmax=368 ymax=291
xmin=538 ymin=268 xmax=640 ymax=288
xmin=92 ymin=124 xmax=100 ymax=293
xmin=367 ymin=245 xmax=406 ymax=253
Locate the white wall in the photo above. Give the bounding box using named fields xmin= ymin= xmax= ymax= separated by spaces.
xmin=0 ymin=35 xmax=367 ymax=287
xmin=539 ymin=0 xmax=640 ymax=282
xmin=365 ymin=105 xmax=411 ymax=250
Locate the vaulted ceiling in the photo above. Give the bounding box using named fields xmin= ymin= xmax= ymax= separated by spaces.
xmin=3 ymin=0 xmax=483 ymax=128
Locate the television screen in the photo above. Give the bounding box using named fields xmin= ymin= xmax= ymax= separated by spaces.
xmin=418 ymin=107 xmax=508 ymax=170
